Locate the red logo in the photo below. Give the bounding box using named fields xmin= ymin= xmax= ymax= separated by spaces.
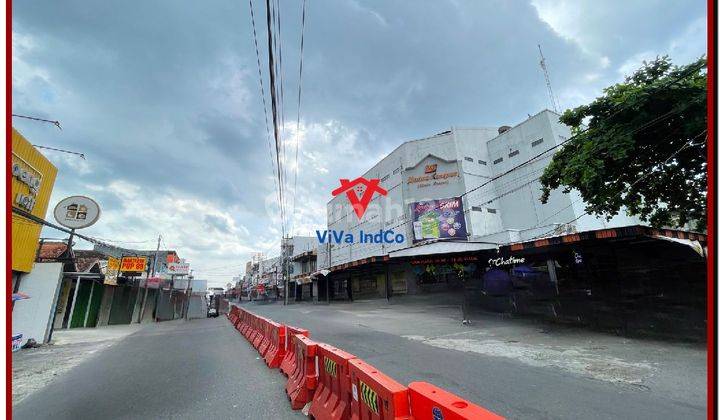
xmin=332 ymin=177 xmax=388 ymax=219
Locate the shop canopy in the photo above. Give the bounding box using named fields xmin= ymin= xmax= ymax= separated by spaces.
xmin=388 ymin=240 xmax=497 ymax=258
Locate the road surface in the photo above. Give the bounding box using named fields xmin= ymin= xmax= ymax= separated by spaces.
xmin=13 ymin=318 xmax=302 ymax=420
xmin=13 ymin=297 xmax=705 ymax=419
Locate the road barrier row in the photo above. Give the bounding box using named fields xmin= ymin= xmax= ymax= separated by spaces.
xmin=226 ymin=304 xmax=504 ymax=420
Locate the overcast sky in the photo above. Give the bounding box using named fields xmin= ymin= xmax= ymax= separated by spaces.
xmin=12 ymin=0 xmax=706 ymax=287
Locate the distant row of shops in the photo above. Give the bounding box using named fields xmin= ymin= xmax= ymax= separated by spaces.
xmin=10 ymin=128 xmax=213 ymax=348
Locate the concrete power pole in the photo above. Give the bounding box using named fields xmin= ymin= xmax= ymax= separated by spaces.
xmin=284 ymin=236 xmax=290 ymax=306
xmin=139 ymin=234 xmax=161 ymax=323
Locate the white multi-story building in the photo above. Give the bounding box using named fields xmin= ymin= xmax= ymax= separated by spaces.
xmin=317 ymin=110 xmax=642 ymax=289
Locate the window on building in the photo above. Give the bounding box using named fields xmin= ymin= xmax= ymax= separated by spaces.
xmin=464 ymin=157 xmax=474 ymax=162
xmin=381 ymin=174 xmax=390 ymax=182
xmin=486 ymin=208 xmax=497 ymax=214
xmin=477 ymin=159 xmax=487 ymax=165
xmin=493 ymin=157 xmax=503 ymax=164
xmin=508 ymin=150 xmax=519 ymax=158
xmin=392 ymin=167 xmax=401 ymax=175
xmin=471 ymin=206 xmax=482 ymax=212
xmin=532 ymin=138 xmax=544 ymax=147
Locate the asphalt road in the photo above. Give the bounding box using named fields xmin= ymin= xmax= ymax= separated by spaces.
xmin=12 ymin=300 xmax=705 ymax=419
xmin=246 ymin=300 xmax=705 ymax=420
xmin=12 ymin=317 xmax=303 ymax=420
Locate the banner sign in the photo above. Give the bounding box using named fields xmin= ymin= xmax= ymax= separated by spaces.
xmin=410 ymin=197 xmax=467 ymax=242
xmin=167 ymin=261 xmax=190 ymax=275
xmin=104 ymin=257 xmax=120 ymax=285
xmin=120 ymin=256 xmax=147 ymax=274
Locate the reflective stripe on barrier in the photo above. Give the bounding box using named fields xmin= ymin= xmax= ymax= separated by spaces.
xmin=407 ymin=382 xmax=504 ymax=420
xmin=308 ymin=343 xmax=357 ymax=420
xmin=348 ymin=359 xmax=412 ymax=420
xmin=280 ymin=326 xmax=310 ymax=377
xmin=263 ymin=321 xmax=286 ymax=368
xmin=285 ymin=335 xmax=318 ymax=410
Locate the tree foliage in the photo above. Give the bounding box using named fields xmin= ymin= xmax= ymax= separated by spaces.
xmin=539 ymin=56 xmax=707 ymax=230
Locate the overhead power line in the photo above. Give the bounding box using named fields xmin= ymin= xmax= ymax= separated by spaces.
xmin=12 ymin=114 xmax=62 ymax=130
xmin=12 ymin=206 xmax=135 ymax=253
xmin=32 ymin=144 xmax=86 ymax=159
xmin=459 ymin=59 xmax=707 ymax=202
xmin=265 ymin=0 xmax=287 ymax=238
xmin=291 ymin=0 xmax=307 ymax=236
xmin=517 ymin=129 xmax=708 ymax=243
xmin=249 ymin=0 xmax=283 ymax=227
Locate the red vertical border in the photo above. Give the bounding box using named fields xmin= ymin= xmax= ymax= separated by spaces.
xmin=708 ymin=0 xmax=717 ymax=419
xmin=5 ymin=0 xmax=11 ymax=417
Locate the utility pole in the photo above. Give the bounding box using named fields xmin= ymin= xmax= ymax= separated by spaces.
xmin=139 ymin=234 xmax=161 ymax=323
xmin=184 ymin=269 xmax=193 ymax=320
xmin=538 ymin=44 xmax=559 ymax=113
xmin=284 ymin=236 xmax=290 ymax=306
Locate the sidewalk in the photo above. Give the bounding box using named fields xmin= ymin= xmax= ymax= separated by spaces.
xmin=12 ymin=323 xmax=145 ymax=406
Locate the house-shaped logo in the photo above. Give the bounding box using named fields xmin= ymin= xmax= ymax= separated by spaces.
xmin=331 ymin=177 xmax=388 ymax=219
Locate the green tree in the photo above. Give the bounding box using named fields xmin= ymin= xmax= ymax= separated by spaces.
xmin=540 ymin=56 xmax=707 ymax=230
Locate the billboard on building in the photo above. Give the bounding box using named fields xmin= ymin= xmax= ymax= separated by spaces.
xmin=410 ymin=197 xmax=468 ymax=242
xmin=167 ymin=261 xmax=190 ymax=275
xmin=120 ymin=256 xmax=148 ymax=274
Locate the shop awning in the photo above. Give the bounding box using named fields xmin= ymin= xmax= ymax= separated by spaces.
xmin=310 ymin=269 xmax=330 ymax=279
xmin=388 ymin=241 xmax=497 ymax=258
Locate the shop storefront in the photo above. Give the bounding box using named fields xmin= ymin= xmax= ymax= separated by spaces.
xmin=474 ymin=226 xmax=707 ymax=339
xmin=11 ymin=128 xmax=59 ymax=290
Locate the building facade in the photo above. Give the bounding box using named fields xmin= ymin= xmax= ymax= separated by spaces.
xmin=317 ymin=110 xmax=644 ymax=297
xmin=11 ymin=128 xmax=58 ymax=282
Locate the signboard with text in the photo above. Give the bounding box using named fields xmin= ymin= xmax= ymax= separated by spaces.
xmin=120 ymin=256 xmax=148 ymax=274
xmin=104 ymin=257 xmax=121 ymax=285
xmin=167 ymin=261 xmax=190 ymax=276
xmin=410 ymin=196 xmax=468 ymax=242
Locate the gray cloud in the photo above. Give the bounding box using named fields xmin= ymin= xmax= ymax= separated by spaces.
xmin=14 ymin=1 xmax=706 ymax=286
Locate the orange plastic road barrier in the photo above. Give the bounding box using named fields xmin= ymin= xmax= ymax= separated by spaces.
xmin=280 ymin=326 xmax=310 ymax=376
xmin=258 ymin=319 xmax=274 ymax=357
xmin=240 ymin=311 xmax=251 ymax=337
xmin=231 ymin=307 xmax=243 ymax=330
xmin=348 ymin=359 xmax=412 ymax=420
xmin=285 ymin=335 xmax=319 ymax=410
xmin=308 ymin=343 xmax=357 ymax=420
xmin=228 ymin=306 xmax=239 ymax=324
xmin=253 ymin=317 xmax=267 ymax=350
xmin=408 ymin=382 xmax=504 ymax=420
xmin=248 ymin=315 xmax=262 ymax=345
xmin=263 ymin=321 xmax=286 ymax=368
xmin=250 ymin=315 xmax=260 ymax=347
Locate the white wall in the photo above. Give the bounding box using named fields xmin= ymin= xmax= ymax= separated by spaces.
xmin=13 ymin=262 xmax=64 ymax=345
xmin=319 ymin=109 xmax=648 ymax=267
